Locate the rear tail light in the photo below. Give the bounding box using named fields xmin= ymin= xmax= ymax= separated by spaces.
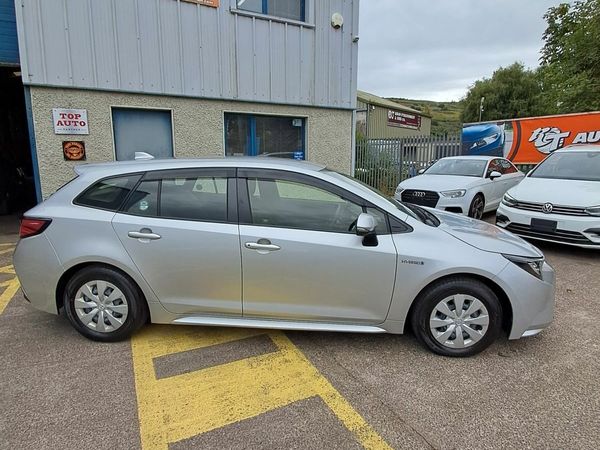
xmin=19 ymin=218 xmax=52 ymax=239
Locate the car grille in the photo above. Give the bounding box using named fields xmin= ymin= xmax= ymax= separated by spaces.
xmin=401 ymin=190 xmax=439 ymax=208
xmin=512 ymin=200 xmax=588 ymax=216
xmin=505 ymin=223 xmax=598 ymax=246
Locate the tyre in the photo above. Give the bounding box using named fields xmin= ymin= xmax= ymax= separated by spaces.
xmin=468 ymin=194 xmax=485 ymax=219
xmin=411 ymin=277 xmax=503 ymax=357
xmin=63 ymin=265 xmax=148 ymax=342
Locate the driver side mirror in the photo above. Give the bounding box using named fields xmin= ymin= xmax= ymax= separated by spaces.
xmin=355 ymin=213 xmax=378 ymax=247
xmin=489 ymin=171 xmax=502 ymax=180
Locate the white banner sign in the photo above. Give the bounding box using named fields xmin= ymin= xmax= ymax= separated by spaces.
xmin=52 ymin=108 xmax=89 ymax=135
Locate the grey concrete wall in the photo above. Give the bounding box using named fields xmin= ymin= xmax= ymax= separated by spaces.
xmin=30 ymin=86 xmax=353 ymax=198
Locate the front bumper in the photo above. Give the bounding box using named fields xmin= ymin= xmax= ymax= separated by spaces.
xmin=394 ymin=193 xmax=470 ymax=216
xmin=497 ymin=204 xmax=600 ymax=249
xmin=495 ymin=258 xmax=556 ymax=340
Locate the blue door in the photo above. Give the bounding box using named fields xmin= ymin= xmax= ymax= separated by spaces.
xmin=0 ymin=0 xmax=19 ymax=65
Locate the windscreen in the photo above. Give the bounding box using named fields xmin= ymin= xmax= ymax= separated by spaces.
xmin=530 ymin=151 xmax=600 ymax=182
xmin=425 ymin=159 xmax=487 ymax=177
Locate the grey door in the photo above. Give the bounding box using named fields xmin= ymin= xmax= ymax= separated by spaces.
xmin=112 ymin=108 xmax=174 ymax=161
xmin=238 ymin=170 xmax=397 ymax=324
xmin=111 ymin=168 xmax=242 ymax=315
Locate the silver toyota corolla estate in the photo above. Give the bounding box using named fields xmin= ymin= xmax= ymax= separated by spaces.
xmin=14 ymin=158 xmax=555 ymax=357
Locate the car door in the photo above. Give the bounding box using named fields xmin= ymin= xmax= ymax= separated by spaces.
xmin=111 ymin=168 xmax=242 ymax=315
xmin=237 ymin=169 xmax=398 ymax=324
xmin=483 ymin=159 xmax=505 ymax=209
xmin=499 ymin=159 xmax=524 ymax=192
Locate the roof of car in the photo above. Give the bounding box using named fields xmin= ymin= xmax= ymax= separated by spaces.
xmin=555 ymin=144 xmax=600 ymax=153
xmin=74 ymin=157 xmax=326 ymax=176
xmin=441 ymin=155 xmax=499 ymax=161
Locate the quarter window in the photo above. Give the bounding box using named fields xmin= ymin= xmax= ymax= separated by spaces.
xmin=161 ymin=176 xmax=228 ymax=222
xmin=246 ymin=178 xmax=363 ymax=233
xmin=75 ymin=175 xmax=141 ymax=211
xmin=235 ymin=0 xmax=305 ymax=22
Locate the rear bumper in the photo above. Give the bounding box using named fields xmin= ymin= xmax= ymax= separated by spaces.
xmin=13 ymin=235 xmax=63 ymax=314
xmin=495 ymin=258 xmax=556 ymax=340
xmin=497 ymin=204 xmax=600 ymax=249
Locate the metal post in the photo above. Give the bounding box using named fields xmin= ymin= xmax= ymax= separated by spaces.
xmin=479 ymin=97 xmax=485 ymax=122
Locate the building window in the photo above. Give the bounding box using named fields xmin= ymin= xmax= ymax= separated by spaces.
xmin=225 ymin=113 xmax=305 ymax=160
xmin=112 ymin=108 xmax=173 ymax=161
xmin=235 ymin=0 xmax=305 ymax=22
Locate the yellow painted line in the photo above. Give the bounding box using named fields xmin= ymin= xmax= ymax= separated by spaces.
xmin=0 ymin=265 xmax=15 ymax=275
xmin=131 ymin=327 xmax=392 ymax=450
xmin=0 ymin=247 xmax=15 ymax=256
xmin=0 ymin=242 xmax=15 ymax=247
xmin=0 ymin=277 xmax=20 ymax=315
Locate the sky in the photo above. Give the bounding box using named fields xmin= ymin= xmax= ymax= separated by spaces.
xmin=357 ymin=0 xmax=570 ymax=102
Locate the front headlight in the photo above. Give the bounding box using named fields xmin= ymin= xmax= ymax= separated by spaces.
xmin=395 ymin=186 xmax=404 ymax=196
xmin=503 ymin=254 xmax=544 ymax=280
xmin=471 ymin=133 xmax=500 ymax=148
xmin=502 ymin=192 xmax=518 ymax=207
xmin=585 ymin=205 xmax=600 ymax=216
xmin=440 ymin=189 xmax=466 ymax=198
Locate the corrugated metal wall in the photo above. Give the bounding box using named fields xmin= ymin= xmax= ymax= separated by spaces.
xmin=15 ymin=0 xmax=358 ymax=109
xmin=0 ymin=0 xmax=19 ymax=64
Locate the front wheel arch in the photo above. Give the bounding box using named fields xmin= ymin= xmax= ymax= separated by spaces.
xmin=405 ymin=273 xmax=513 ymax=335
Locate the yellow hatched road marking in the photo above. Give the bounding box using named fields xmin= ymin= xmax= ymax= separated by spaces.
xmin=0 ymin=276 xmax=20 ymax=315
xmin=0 ymin=242 xmax=15 ymax=247
xmin=0 ymin=265 xmax=15 ymax=275
xmin=131 ymin=326 xmax=392 ymax=450
xmin=0 ymin=247 xmax=15 ymax=256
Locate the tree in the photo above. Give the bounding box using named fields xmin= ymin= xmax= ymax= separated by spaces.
xmin=460 ymin=63 xmax=544 ymax=123
xmin=539 ymin=0 xmax=600 ymax=113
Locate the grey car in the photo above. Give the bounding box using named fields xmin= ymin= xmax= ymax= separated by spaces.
xmin=13 ymin=158 xmax=555 ymax=357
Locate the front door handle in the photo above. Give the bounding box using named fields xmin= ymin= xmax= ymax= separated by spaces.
xmin=128 ymin=229 xmax=161 ymax=241
xmin=245 ymin=239 xmax=280 ymax=252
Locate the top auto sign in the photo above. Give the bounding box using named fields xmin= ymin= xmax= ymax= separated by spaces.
xmin=52 ymin=108 xmax=89 ymax=135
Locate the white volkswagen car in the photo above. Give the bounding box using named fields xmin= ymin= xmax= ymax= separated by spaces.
xmin=395 ymin=156 xmax=524 ymax=219
xmin=497 ymin=145 xmax=600 ymax=249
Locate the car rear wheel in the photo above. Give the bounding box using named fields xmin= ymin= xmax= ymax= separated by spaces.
xmin=64 ymin=266 xmax=148 ymax=342
xmin=411 ymin=277 xmax=502 ymax=357
xmin=468 ymin=194 xmax=485 ymax=219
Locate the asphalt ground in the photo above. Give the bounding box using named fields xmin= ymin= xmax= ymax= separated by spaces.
xmin=1 ymin=213 xmax=599 ymax=449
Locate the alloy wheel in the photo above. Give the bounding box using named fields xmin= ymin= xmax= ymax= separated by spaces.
xmin=429 ymin=294 xmax=489 ymax=349
xmin=73 ymin=280 xmax=129 ymax=333
xmin=472 ymin=197 xmax=484 ymax=219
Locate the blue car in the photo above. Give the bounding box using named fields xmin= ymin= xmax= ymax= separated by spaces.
xmin=462 ymin=124 xmax=505 ymax=156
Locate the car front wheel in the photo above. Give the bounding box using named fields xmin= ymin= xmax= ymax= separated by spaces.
xmin=64 ymin=266 xmax=148 ymax=342
xmin=411 ymin=277 xmax=503 ymax=357
xmin=468 ymin=194 xmax=485 ymax=219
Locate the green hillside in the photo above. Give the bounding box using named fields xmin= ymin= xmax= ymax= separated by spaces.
xmin=388 ymin=98 xmax=463 ymax=136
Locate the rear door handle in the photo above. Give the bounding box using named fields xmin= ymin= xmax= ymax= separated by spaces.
xmin=128 ymin=229 xmax=161 ymax=241
xmin=245 ymin=240 xmax=280 ymax=252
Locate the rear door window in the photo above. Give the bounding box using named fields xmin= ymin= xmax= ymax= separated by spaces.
xmin=123 ymin=180 xmax=160 ymax=217
xmin=161 ymin=176 xmax=228 ymax=222
xmin=75 ymin=174 xmax=141 ymax=211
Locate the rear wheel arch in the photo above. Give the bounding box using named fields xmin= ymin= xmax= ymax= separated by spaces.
xmin=405 ymin=273 xmax=513 ymax=334
xmin=56 ymin=262 xmax=149 ymax=320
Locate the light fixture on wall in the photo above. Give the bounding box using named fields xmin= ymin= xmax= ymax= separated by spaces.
xmin=331 ymin=13 xmax=343 ymax=29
